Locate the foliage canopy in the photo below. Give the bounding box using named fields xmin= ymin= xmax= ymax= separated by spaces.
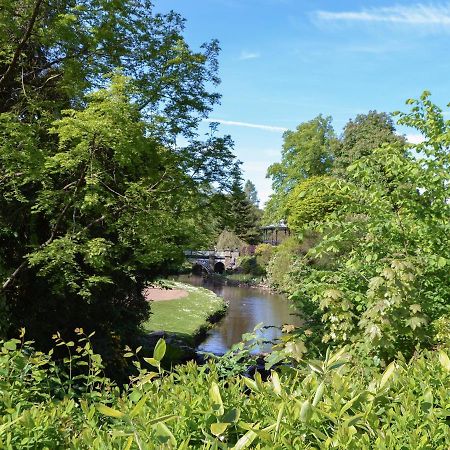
xmin=0 ymin=0 xmax=238 ymax=367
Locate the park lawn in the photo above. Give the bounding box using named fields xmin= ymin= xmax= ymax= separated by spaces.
xmin=142 ymin=281 xmax=227 ymax=341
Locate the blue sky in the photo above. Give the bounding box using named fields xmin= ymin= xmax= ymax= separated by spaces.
xmin=155 ymin=1 xmax=449 ymax=204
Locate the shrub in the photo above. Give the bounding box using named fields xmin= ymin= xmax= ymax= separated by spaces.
xmin=216 ymin=230 xmax=246 ymax=252
xmin=254 ymin=243 xmax=275 ymax=267
xmin=238 ymin=256 xmax=265 ymax=277
xmin=285 ymin=175 xmax=348 ymax=234
xmin=266 ymin=237 xmax=302 ymax=292
xmin=1 ymin=332 xmax=450 ymax=448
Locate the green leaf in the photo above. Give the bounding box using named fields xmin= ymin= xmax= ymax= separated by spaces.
xmin=271 ymin=371 xmax=282 ymax=395
xmin=437 ymin=257 xmax=447 ymax=268
xmin=300 ymin=400 xmax=313 ymax=423
xmin=233 ymin=429 xmax=258 ymax=449
xmin=154 ymin=422 xmax=177 ymax=446
xmin=379 ymin=361 xmax=396 ymax=389
xmin=123 ymin=436 xmax=133 ymax=450
xmin=308 ymin=361 xmax=324 ymax=375
xmin=153 ymin=338 xmax=166 ymax=362
xmin=210 ymin=422 xmax=229 ymax=436
xmin=275 ymin=403 xmax=285 ymax=435
xmin=146 ymin=414 xmax=177 ymax=426
xmin=143 ymin=357 xmax=160 ymax=368
xmin=96 ymin=404 xmax=124 ymax=418
xmin=343 ymin=413 xmax=364 ymax=428
xmin=3 ymin=341 xmax=17 ymax=351
xmin=312 ymin=382 xmax=325 ymax=407
xmin=340 ymin=393 xmax=361 ymax=417
xmin=439 ymin=351 xmax=450 ymax=372
xmin=209 ymin=382 xmax=224 ymax=416
xmin=243 ymin=377 xmax=259 ymax=393
xmin=222 ymin=408 xmax=240 ymax=424
xmin=130 ymin=394 xmax=148 ymax=418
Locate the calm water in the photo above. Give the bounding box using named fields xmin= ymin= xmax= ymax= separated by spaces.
xmin=176 ymin=275 xmax=302 ymax=354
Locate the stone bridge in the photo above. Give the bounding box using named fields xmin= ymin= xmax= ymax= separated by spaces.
xmin=184 ymin=250 xmax=240 ymax=274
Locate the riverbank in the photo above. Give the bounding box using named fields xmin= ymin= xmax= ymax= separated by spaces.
xmin=206 ymin=272 xmax=274 ymax=291
xmin=142 ymin=281 xmax=227 ymax=346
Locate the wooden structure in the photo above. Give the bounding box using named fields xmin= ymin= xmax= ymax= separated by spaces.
xmin=261 ymin=221 xmax=290 ymax=246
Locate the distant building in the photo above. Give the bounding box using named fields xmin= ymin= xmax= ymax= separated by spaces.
xmin=261 ymin=221 xmax=290 ymax=245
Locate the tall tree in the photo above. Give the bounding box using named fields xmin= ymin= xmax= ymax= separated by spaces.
xmin=290 ymin=94 xmax=449 ymax=359
xmin=333 ymin=111 xmax=406 ymax=177
xmin=264 ymin=115 xmax=337 ymax=222
xmin=244 ymin=180 xmax=259 ymax=207
xmin=219 ymin=171 xmax=261 ymax=245
xmin=0 ymin=0 xmax=238 ymax=369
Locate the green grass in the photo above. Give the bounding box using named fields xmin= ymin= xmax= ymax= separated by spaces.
xmin=226 ymin=273 xmax=259 ymax=283
xmin=142 ymin=281 xmax=227 ymax=342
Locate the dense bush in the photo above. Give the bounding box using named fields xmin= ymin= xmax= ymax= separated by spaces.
xmin=285 ymin=176 xmax=345 ymax=233
xmin=267 ymin=94 xmax=450 ymax=362
xmin=254 ymin=243 xmax=275 ymax=267
xmin=1 ymin=332 xmax=450 ymax=448
xmin=266 ymin=237 xmax=302 ymax=292
xmin=238 ymin=256 xmax=265 ymax=277
xmin=216 ymin=230 xmax=247 ymax=252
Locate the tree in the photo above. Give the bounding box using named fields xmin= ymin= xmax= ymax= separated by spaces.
xmin=264 ymin=115 xmax=337 ymax=223
xmin=290 ymin=93 xmax=450 ymax=360
xmin=218 ymin=171 xmax=261 ymax=245
xmin=285 ymin=176 xmax=345 ymax=234
xmin=244 ymin=180 xmax=259 ymax=207
xmin=216 ymin=230 xmax=246 ymax=252
xmin=0 ymin=1 xmax=238 ymax=370
xmin=0 ymin=0 xmax=220 ymax=133
xmin=334 ymin=111 xmax=406 ymax=177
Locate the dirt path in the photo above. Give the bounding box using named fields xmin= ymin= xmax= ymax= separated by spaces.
xmin=143 ymin=287 xmax=188 ymax=302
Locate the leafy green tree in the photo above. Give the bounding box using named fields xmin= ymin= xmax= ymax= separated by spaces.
xmin=334 ymin=111 xmax=406 ymax=177
xmin=285 ymin=176 xmax=346 ymax=234
xmin=244 ymin=180 xmax=259 ymax=207
xmin=264 ymin=115 xmax=337 ymax=222
xmin=0 ymin=0 xmax=220 ymax=130
xmin=291 ymin=93 xmax=450 ymax=360
xmin=0 ymin=1 xmax=238 ymax=369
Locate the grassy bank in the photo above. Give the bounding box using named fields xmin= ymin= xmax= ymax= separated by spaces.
xmin=142 ymin=281 xmax=227 ymax=344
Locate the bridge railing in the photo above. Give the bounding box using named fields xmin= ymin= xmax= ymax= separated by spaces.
xmin=184 ymin=250 xmax=216 ymax=257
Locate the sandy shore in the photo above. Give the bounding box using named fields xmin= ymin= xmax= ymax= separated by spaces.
xmin=143 ymin=287 xmax=188 ymax=301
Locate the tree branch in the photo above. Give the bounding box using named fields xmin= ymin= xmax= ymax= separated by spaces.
xmin=0 ymin=0 xmax=44 ymax=87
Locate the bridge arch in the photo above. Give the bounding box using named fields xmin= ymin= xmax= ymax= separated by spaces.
xmin=214 ymin=261 xmax=225 ymax=274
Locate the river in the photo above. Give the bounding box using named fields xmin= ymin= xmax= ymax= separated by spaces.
xmin=176 ymin=275 xmax=302 ymax=354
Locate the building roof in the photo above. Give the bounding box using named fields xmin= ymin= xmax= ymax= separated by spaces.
xmin=261 ymin=220 xmax=288 ymax=230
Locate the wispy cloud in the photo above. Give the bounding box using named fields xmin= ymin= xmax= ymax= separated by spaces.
xmin=239 ymin=50 xmax=261 ymax=60
xmin=315 ymin=3 xmax=450 ymax=26
xmin=406 ymin=134 xmax=426 ymax=144
xmin=203 ymin=119 xmax=287 ymax=133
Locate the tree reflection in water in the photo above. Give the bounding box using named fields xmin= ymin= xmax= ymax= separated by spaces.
xmin=176 ymin=275 xmax=302 ymax=355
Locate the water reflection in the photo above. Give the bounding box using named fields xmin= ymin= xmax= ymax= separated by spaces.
xmin=176 ymin=275 xmax=302 ymax=355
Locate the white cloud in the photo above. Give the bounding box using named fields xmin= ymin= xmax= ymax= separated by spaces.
xmin=315 ymin=4 xmax=450 ymax=26
xmin=203 ymin=118 xmax=288 ymax=133
xmin=406 ymin=134 xmax=426 ymax=144
xmin=239 ymin=50 xmax=261 ymax=60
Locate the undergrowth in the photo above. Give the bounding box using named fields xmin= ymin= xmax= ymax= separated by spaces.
xmin=0 ymin=328 xmax=449 ymax=449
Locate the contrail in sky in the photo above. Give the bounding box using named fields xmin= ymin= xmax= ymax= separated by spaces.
xmin=203 ymin=118 xmax=288 ymax=133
